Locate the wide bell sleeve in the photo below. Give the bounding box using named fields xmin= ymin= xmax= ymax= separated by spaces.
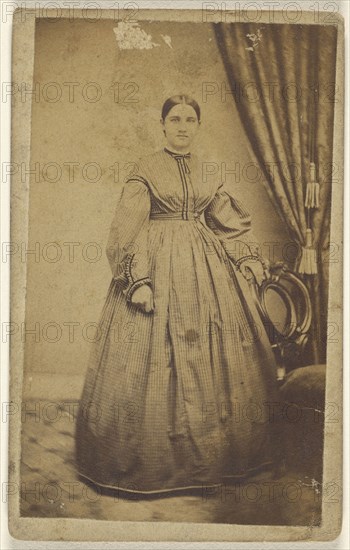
xmin=204 ymin=182 xmax=263 ymax=266
xmin=106 ymin=179 xmax=152 ymax=303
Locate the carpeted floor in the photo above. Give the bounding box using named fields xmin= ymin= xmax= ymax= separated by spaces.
xmin=20 ymin=401 xmax=322 ymax=525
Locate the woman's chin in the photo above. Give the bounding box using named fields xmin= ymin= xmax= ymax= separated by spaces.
xmin=169 ymin=140 xmax=191 ymax=150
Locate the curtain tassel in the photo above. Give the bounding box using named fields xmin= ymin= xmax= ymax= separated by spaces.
xmin=305 ymin=162 xmax=320 ymax=208
xmin=298 ymin=228 xmax=318 ymax=274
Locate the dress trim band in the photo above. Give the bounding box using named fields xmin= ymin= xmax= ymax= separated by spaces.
xmin=150 ymin=211 xmax=201 ymax=220
xmin=78 ymin=460 xmax=274 ymax=495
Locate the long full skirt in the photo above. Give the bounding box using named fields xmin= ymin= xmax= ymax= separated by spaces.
xmin=75 ymin=219 xmax=279 ymax=493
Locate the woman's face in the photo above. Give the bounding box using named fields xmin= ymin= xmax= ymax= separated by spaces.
xmin=161 ymin=103 xmax=200 ymax=152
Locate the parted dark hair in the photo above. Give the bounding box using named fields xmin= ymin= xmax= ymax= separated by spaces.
xmin=161 ymin=94 xmax=201 ymax=122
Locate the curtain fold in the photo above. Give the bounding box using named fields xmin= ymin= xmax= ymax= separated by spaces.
xmin=214 ymin=23 xmax=338 ymax=364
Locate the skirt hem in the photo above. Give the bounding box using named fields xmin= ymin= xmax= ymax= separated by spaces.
xmin=77 ymin=460 xmax=274 ymax=495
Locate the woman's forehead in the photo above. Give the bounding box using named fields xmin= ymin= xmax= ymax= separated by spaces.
xmin=167 ymin=104 xmax=198 ymax=117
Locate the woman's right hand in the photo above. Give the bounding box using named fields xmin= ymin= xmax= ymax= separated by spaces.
xmin=130 ymin=285 xmax=155 ymax=313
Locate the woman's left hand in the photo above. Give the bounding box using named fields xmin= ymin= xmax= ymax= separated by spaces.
xmin=239 ymin=258 xmax=269 ymax=286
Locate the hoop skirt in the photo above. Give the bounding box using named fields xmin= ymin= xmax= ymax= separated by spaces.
xmin=75 ymin=148 xmax=279 ymax=493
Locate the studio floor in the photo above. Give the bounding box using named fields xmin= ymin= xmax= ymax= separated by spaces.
xmin=20 ymin=401 xmax=322 ymax=526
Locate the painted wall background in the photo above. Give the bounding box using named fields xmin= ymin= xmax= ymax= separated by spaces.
xmin=23 ymin=18 xmax=290 ymax=397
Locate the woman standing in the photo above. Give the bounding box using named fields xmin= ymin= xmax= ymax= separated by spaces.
xmin=75 ymin=94 xmax=279 ymax=494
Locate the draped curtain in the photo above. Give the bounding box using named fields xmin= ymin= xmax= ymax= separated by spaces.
xmin=214 ymin=23 xmax=338 ymax=364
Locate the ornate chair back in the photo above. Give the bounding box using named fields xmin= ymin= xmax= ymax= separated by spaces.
xmin=248 ymin=262 xmax=313 ymax=380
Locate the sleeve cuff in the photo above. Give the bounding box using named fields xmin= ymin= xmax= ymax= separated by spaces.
xmin=234 ymin=254 xmax=268 ymax=271
xmin=123 ymin=277 xmax=152 ymax=303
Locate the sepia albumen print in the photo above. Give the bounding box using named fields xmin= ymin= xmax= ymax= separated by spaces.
xmin=8 ymin=5 xmax=344 ymax=543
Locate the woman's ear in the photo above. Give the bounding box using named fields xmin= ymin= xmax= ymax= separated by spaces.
xmin=160 ymin=118 xmax=166 ymax=136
